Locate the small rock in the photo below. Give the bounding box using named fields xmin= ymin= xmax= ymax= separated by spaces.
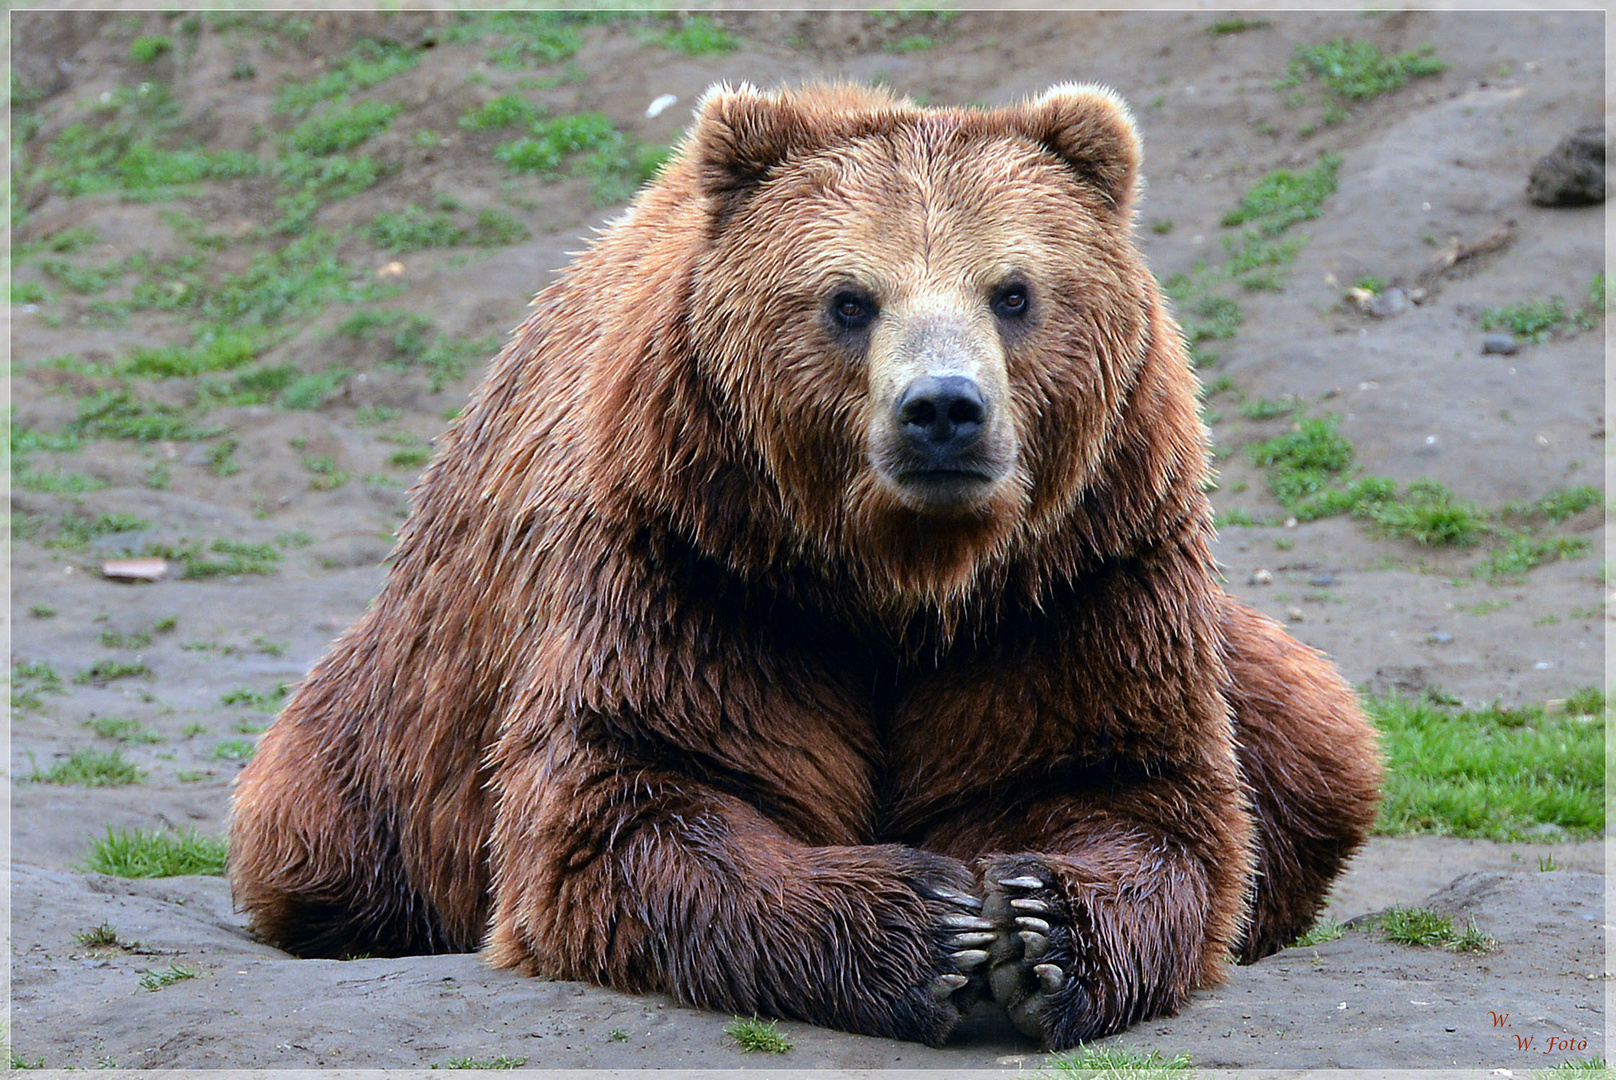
xmin=1285 ymin=606 xmax=1305 ymax=623
xmin=1482 ymin=333 xmax=1519 ymax=355
xmin=1309 ymin=573 xmax=1337 ymax=587
xmin=1250 ymin=569 xmax=1273 ymax=586
xmin=1527 ymin=123 xmax=1606 ymax=206
xmin=1426 ymin=631 xmax=1453 ymax=645
xmin=1367 ymin=287 xmax=1409 ymax=318
xmin=102 ymin=557 xmax=168 ymax=582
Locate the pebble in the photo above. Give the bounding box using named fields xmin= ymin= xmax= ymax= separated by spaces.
xmin=1426 ymin=632 xmax=1453 ymax=645
xmin=1367 ymin=287 xmax=1409 ymax=318
xmin=1482 ymin=333 xmax=1519 ymax=355
xmin=1285 ymin=606 xmax=1305 ymax=623
xmin=1309 ymin=573 xmax=1337 ymax=587
xmin=1250 ymin=569 xmax=1273 ymax=586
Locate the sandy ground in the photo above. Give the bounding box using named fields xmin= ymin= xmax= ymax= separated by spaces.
xmin=8 ymin=9 xmax=1608 ymax=1073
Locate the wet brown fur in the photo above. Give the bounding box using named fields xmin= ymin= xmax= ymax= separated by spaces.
xmin=229 ymin=83 xmax=1381 ymax=1048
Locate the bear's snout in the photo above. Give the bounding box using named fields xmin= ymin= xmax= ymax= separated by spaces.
xmin=895 ymin=374 xmax=988 ymax=461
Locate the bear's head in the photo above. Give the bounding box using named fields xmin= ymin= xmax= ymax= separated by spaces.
xmin=591 ymin=83 xmax=1206 ymax=620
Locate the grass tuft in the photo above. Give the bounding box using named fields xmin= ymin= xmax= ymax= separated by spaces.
xmin=1289 ymin=917 xmax=1345 ymax=947
xmin=139 ymin=963 xmax=200 ymax=991
xmin=1047 ymin=1045 xmax=1196 ymax=1076
xmin=1369 ymin=693 xmax=1603 ymax=840
xmin=437 ymin=1056 xmax=527 ymax=1069
xmin=82 ymin=826 xmax=228 ymax=877
xmin=1222 ymin=154 xmax=1341 ymax=234
xmin=30 ymin=748 xmax=144 ymax=787
xmin=725 ymin=1016 xmax=793 ymax=1054
xmin=1283 ymin=39 xmax=1445 ymax=100
xmin=1377 ymin=905 xmax=1454 ymax=946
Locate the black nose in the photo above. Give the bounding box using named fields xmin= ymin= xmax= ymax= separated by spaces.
xmin=896 ymin=375 xmax=987 ymax=457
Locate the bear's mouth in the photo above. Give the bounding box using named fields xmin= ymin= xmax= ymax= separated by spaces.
xmin=887 ymin=466 xmax=1006 ymax=513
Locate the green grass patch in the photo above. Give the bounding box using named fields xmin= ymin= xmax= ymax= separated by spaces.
xmin=1282 ymin=39 xmax=1445 ymax=100
xmin=725 ymin=1017 xmax=792 ymax=1054
xmin=213 ymin=739 xmax=257 ymax=762
xmin=30 ymin=748 xmax=144 ymax=787
xmin=74 ymin=921 xmax=127 ymax=949
xmin=1478 ymin=296 xmax=1592 ymax=344
xmin=87 ymin=717 xmax=163 ymax=744
xmin=493 ymin=111 xmax=668 ymax=205
xmin=303 ymin=454 xmax=350 ymax=491
xmin=1377 ymin=905 xmax=1455 ymax=946
xmin=221 ymin=684 xmax=290 ymax=712
xmin=1209 ymin=17 xmax=1269 ymax=35
xmin=1371 ymin=907 xmax=1493 ymax=953
xmin=16 ymin=468 xmax=108 ymax=494
xmin=1368 ymin=693 xmax=1604 ymax=840
xmin=142 ymin=538 xmax=283 ymax=579
xmin=446 ymin=10 xmax=594 ymax=68
xmin=11 ymin=660 xmax=66 ymax=712
xmin=1047 ymin=1046 xmax=1195 ymax=1076
xmin=1289 ymin=916 xmax=1344 ymax=947
xmin=368 ymin=205 xmax=531 ymax=252
xmin=83 ymin=827 xmax=229 ymax=879
xmin=1246 ymin=415 xmax=1354 ymax=507
xmin=387 ymin=445 xmax=433 ymax=468
xmin=274 ymin=39 xmax=420 ymax=114
xmin=1500 ymin=485 xmax=1602 ymax=525
xmin=120 ymin=329 xmax=259 ymax=378
xmin=139 ymin=963 xmax=200 ymax=991
xmin=438 ymin=1056 xmax=528 ymax=1070
xmin=337 ymin=310 xmax=498 ymax=391
xmin=129 ymin=36 xmax=173 ymax=63
xmin=70 ymin=387 xmax=225 ymax=443
xmin=1359 ymin=479 xmax=1486 ymax=547
xmin=287 ymin=99 xmax=403 ymax=156
xmin=459 ymin=94 xmax=542 ymax=131
xmin=1474 ymin=534 xmax=1590 ymax=581
xmin=1222 ymin=154 xmax=1341 ymax=234
xmin=74 ymin=659 xmax=150 ymax=686
xmin=659 ymin=14 xmax=739 ymax=55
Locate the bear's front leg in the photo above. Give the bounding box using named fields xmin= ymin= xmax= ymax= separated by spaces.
xmin=484 ymin=742 xmax=994 ymax=1046
xmin=928 ymin=769 xmax=1253 ymax=1050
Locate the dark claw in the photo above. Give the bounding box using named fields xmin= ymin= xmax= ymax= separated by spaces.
xmin=1034 ymin=963 xmax=1065 ymax=994
xmin=996 ymin=875 xmax=1044 ymax=890
xmin=949 ymin=931 xmax=997 ymax=949
xmin=1015 ymin=916 xmax=1051 ymax=935
xmin=1019 ymin=931 xmax=1049 ymax=959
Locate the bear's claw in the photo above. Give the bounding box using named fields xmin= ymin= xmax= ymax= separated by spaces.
xmin=981 ymin=859 xmax=1076 ymax=1042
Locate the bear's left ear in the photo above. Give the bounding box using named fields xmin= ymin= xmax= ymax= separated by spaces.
xmin=1013 ymin=84 xmax=1142 ymax=218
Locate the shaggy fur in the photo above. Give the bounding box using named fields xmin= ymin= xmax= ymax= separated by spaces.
xmin=229 ymin=82 xmax=1382 ymax=1049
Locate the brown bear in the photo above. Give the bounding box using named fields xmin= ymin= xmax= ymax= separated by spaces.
xmin=228 ymin=82 xmax=1382 ymax=1050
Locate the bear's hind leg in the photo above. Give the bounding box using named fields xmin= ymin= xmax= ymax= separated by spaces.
xmin=1221 ymin=597 xmax=1383 ymax=961
xmin=229 ymin=717 xmax=466 ymax=959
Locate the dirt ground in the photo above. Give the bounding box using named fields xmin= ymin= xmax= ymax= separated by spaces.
xmin=7 ymin=8 xmax=1607 ymax=1073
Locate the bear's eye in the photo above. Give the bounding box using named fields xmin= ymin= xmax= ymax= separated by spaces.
xmin=992 ymin=282 xmax=1031 ymax=320
xmin=829 ymin=290 xmax=878 ymax=332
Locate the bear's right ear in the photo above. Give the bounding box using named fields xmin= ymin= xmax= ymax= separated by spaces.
xmin=688 ymin=83 xmax=901 ymax=213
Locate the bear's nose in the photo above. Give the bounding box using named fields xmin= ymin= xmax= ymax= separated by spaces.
xmin=895 ymin=375 xmax=988 ymax=457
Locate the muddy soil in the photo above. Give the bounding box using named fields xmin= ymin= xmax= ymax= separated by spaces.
xmin=8 ymin=8 xmax=1606 ymax=1073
